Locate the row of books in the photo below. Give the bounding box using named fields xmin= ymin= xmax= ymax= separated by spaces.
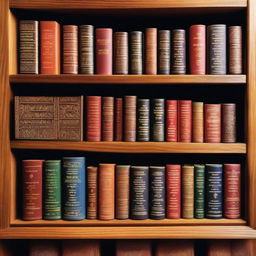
xmin=22 ymin=158 xmax=241 ymax=221
xmin=19 ymin=21 xmax=243 ymax=75
xmin=15 ymin=96 xmax=237 ymax=142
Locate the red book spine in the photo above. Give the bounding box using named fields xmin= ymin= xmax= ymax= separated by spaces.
xmin=22 ymin=160 xmax=44 ymax=220
xmin=145 ymin=28 xmax=157 ymax=74
xmin=189 ymin=25 xmax=206 ymax=74
xmin=224 ymin=164 xmax=241 ymax=219
xmin=166 ymin=164 xmax=181 ymax=219
xmin=86 ymin=96 xmax=101 ymax=141
xmin=166 ymin=100 xmax=177 ymax=142
xmin=204 ymin=104 xmax=221 ymax=143
xmin=102 ymin=97 xmax=114 ymax=141
xmin=115 ymin=98 xmax=123 ymax=141
xmin=177 ymin=100 xmax=192 ymax=142
xmin=96 ymin=28 xmax=113 ymax=74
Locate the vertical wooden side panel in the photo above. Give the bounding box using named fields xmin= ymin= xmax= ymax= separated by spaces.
xmin=9 ymin=10 xmax=17 ymax=75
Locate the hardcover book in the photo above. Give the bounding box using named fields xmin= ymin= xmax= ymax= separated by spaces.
xmin=178 ymin=100 xmax=192 ymax=142
xmin=124 ymin=96 xmax=137 ymax=142
xmin=114 ymin=32 xmax=128 ymax=74
xmin=145 ymin=28 xmax=157 ymax=74
xmin=166 ymin=100 xmax=178 ymax=142
xmin=221 ymin=103 xmax=236 ymax=143
xmin=116 ymin=240 xmax=151 ymax=256
xmin=158 ymin=30 xmax=170 ymax=74
xmin=102 ymin=97 xmax=114 ymax=141
xmin=87 ymin=166 xmax=98 ymax=219
xmin=137 ymin=99 xmax=150 ymax=142
xmin=152 ymin=99 xmax=165 ymax=142
xmin=29 ymin=240 xmax=59 ymax=256
xmin=115 ymin=98 xmax=123 ymax=141
xmin=192 ymin=102 xmax=204 ymax=143
xmin=130 ymin=31 xmax=143 ymax=74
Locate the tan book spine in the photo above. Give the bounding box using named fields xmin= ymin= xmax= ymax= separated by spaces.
xmin=87 ymin=166 xmax=98 ymax=219
xmin=145 ymin=28 xmax=157 ymax=74
xmin=124 ymin=96 xmax=137 ymax=142
xmin=114 ymin=32 xmax=128 ymax=74
xmin=192 ymin=102 xmax=204 ymax=143
xmin=102 ymin=97 xmax=114 ymax=141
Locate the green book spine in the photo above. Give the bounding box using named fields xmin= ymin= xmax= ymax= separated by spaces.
xmin=43 ymin=160 xmax=61 ymax=220
xmin=194 ymin=164 xmax=205 ymax=219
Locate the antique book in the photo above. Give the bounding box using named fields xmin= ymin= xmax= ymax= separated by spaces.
xmin=207 ymin=240 xmax=231 ymax=256
xmin=114 ymin=32 xmax=128 ymax=74
xmin=158 ymin=30 xmax=170 ymax=74
xmin=115 ymin=98 xmax=123 ymax=141
xmin=116 ymin=240 xmax=151 ymax=256
xmin=192 ymin=102 xmax=204 ymax=143
xmin=19 ymin=20 xmax=39 ymax=74
xmin=166 ymin=100 xmax=178 ymax=142
xmin=29 ymin=240 xmax=60 ymax=256
xmin=137 ymin=99 xmax=150 ymax=142
xmin=124 ymin=96 xmax=137 ymax=142
xmin=221 ymin=103 xmax=236 ymax=143
xmin=87 ymin=166 xmax=98 ymax=219
xmin=231 ymin=240 xmax=253 ymax=256
xmin=178 ymin=100 xmax=192 ymax=142
xmin=145 ymin=28 xmax=157 ymax=74
xmin=102 ymin=97 xmax=114 ymax=141
xmin=130 ymin=31 xmax=143 ymax=74
xmin=152 ymin=99 xmax=165 ymax=141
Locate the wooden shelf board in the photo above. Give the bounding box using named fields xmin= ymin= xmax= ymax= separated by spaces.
xmin=9 ymin=75 xmax=246 ymax=84
xmin=11 ymin=141 xmax=247 ymax=154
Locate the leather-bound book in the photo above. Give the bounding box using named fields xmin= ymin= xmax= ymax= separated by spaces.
xmin=116 ymin=165 xmax=130 ymax=219
xmin=29 ymin=240 xmax=60 ymax=256
xmin=207 ymin=240 xmax=231 ymax=256
xmin=172 ymin=29 xmax=186 ymax=74
xmin=182 ymin=165 xmax=194 ymax=219
xmin=130 ymin=166 xmax=149 ymax=220
xmin=152 ymin=98 xmax=165 ymax=142
xmin=40 ymin=21 xmax=60 ymax=74
xmin=145 ymin=28 xmax=157 ymax=74
xmin=224 ymin=164 xmax=241 ymax=219
xmin=102 ymin=97 xmax=114 ymax=141
xmin=231 ymin=240 xmax=253 ymax=256
xmin=43 ymin=160 xmax=61 ymax=220
xmin=158 ymin=30 xmax=170 ymax=74
xmin=62 ymin=157 xmax=86 ymax=220
xmin=149 ymin=166 xmax=165 ymax=219
xmin=178 ymin=100 xmax=192 ymax=142
xmin=115 ymin=98 xmax=123 ymax=141
xmin=229 ymin=26 xmax=242 ymax=74
xmin=124 ymin=96 xmax=137 ymax=142
xmin=79 ymin=25 xmax=94 ymax=74
xmin=130 ymin=31 xmax=143 ymax=74
xmin=204 ymin=104 xmax=221 ymax=143
xmin=206 ymin=164 xmax=223 ymax=219
xmin=99 ymin=163 xmax=115 ymax=220
xmin=192 ymin=102 xmax=204 ymax=143
xmin=87 ymin=166 xmax=98 ymax=219
xmin=207 ymin=24 xmax=227 ymax=74
xmin=166 ymin=164 xmax=181 ymax=219
xmin=166 ymin=100 xmax=177 ymax=142
xmin=221 ymin=103 xmax=236 ymax=143
xmin=96 ymin=28 xmax=113 ymax=74
xmin=114 ymin=32 xmax=128 ymax=74
xmin=189 ymin=25 xmax=206 ymax=74
xmin=137 ymin=99 xmax=150 ymax=142
xmin=86 ymin=96 xmax=102 ymax=141
xmin=22 ymin=160 xmax=44 ymax=220
xmin=19 ymin=20 xmax=39 ymax=74
xmin=116 ymin=240 xmax=151 ymax=256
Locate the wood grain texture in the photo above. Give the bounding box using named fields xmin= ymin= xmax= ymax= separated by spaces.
xmin=11 ymin=141 xmax=246 ymax=154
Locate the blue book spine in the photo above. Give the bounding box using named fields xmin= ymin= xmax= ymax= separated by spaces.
xmin=63 ymin=157 xmax=86 ymax=220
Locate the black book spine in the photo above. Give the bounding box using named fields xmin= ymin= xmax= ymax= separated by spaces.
xmin=158 ymin=30 xmax=170 ymax=74
xmin=152 ymin=98 xmax=165 ymax=141
xmin=137 ymin=99 xmax=150 ymax=141
xmin=130 ymin=31 xmax=143 ymax=74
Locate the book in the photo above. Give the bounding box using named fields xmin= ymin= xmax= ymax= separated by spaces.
xmin=62 ymin=157 xmax=86 ymax=220
xmin=29 ymin=240 xmax=59 ymax=256
xmin=189 ymin=25 xmax=206 ymax=74
xmin=145 ymin=28 xmax=157 ymax=74
xmin=22 ymin=160 xmax=44 ymax=220
xmin=206 ymin=164 xmax=223 ymax=219
xmin=116 ymin=240 xmax=151 ymax=256
xmin=114 ymin=32 xmax=128 ymax=74
xmin=96 ymin=28 xmax=113 ymax=74
xmin=40 ymin=21 xmax=60 ymax=74
xmin=79 ymin=25 xmax=94 ymax=74
xmin=178 ymin=100 xmax=192 ymax=142
xmin=130 ymin=31 xmax=143 ymax=74
xmin=137 ymin=99 xmax=150 ymax=142
xmin=124 ymin=96 xmax=137 ymax=142
xmin=99 ymin=163 xmax=115 ymax=220
xmin=130 ymin=166 xmax=149 ymax=220
xmin=158 ymin=30 xmax=170 ymax=74
xmin=221 ymin=103 xmax=236 ymax=143
xmin=152 ymin=99 xmax=165 ymax=141
xmin=207 ymin=240 xmax=231 ymax=256
xmin=149 ymin=166 xmax=165 ymax=219
xmin=102 ymin=97 xmax=114 ymax=141
xmin=43 ymin=160 xmax=61 ymax=220
xmin=115 ymin=98 xmax=123 ymax=141
xmin=192 ymin=102 xmax=204 ymax=143
xmin=231 ymin=240 xmax=253 ymax=256
xmin=166 ymin=100 xmax=178 ymax=142
xmin=87 ymin=166 xmax=98 ymax=219
xmin=19 ymin=20 xmax=39 ymax=74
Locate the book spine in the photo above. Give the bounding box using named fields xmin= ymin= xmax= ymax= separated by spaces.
xmin=137 ymin=99 xmax=150 ymax=142
xmin=189 ymin=25 xmax=206 ymax=74
xmin=40 ymin=21 xmax=60 ymax=74
xmin=22 ymin=160 xmax=44 ymax=220
xmin=158 ymin=30 xmax=170 ymax=74
xmin=206 ymin=164 xmax=223 ymax=219
xmin=79 ymin=25 xmax=94 ymax=74
xmin=229 ymin=26 xmax=242 ymax=74
xmin=115 ymin=98 xmax=123 ymax=141
xmin=63 ymin=157 xmax=86 ymax=220
xmin=86 ymin=96 xmax=102 ymax=141
xmin=87 ymin=166 xmax=98 ymax=219
xmin=207 ymin=24 xmax=227 ymax=74
xmin=19 ymin=20 xmax=39 ymax=74
xmin=43 ymin=160 xmax=61 ymax=220
xmin=224 ymin=164 xmax=241 ymax=219
xmin=124 ymin=96 xmax=137 ymax=142
xmin=102 ymin=97 xmax=114 ymax=141
xmin=204 ymin=104 xmax=221 ymax=143
xmin=130 ymin=31 xmax=143 ymax=74
xmin=178 ymin=100 xmax=192 ymax=142
xmin=145 ymin=28 xmax=157 ymax=74
xmin=96 ymin=28 xmax=113 ymax=74
xmin=130 ymin=166 xmax=149 ymax=220
xmin=114 ymin=32 xmax=129 ymax=74
xmin=166 ymin=164 xmax=181 ymax=219
xmin=194 ymin=164 xmax=205 ymax=219
xmin=29 ymin=240 xmax=59 ymax=256
xmin=99 ymin=164 xmax=115 ymax=220
xmin=152 ymin=98 xmax=165 ymax=142
xmin=116 ymin=165 xmax=130 ymax=219
xmin=192 ymin=102 xmax=204 ymax=143
xmin=182 ymin=165 xmax=194 ymax=219
xmin=116 ymin=240 xmax=151 ymax=256
xmin=221 ymin=103 xmax=236 ymax=143
xmin=166 ymin=100 xmax=178 ymax=142
xmin=172 ymin=29 xmax=186 ymax=74
xmin=149 ymin=166 xmax=166 ymax=219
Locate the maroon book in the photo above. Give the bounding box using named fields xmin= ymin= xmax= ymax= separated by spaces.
xmin=102 ymin=97 xmax=114 ymax=141
xmin=166 ymin=100 xmax=178 ymax=142
xmin=178 ymin=100 xmax=192 ymax=142
xmin=115 ymin=98 xmax=123 ymax=141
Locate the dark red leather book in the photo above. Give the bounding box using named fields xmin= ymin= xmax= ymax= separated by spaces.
xmin=166 ymin=100 xmax=177 ymax=142
xmin=116 ymin=240 xmax=151 ymax=256
xmin=145 ymin=28 xmax=157 ymax=74
xmin=178 ymin=100 xmax=192 ymax=142
xmin=207 ymin=240 xmax=231 ymax=256
xmin=102 ymin=97 xmax=114 ymax=141
xmin=115 ymin=98 xmax=123 ymax=141
xmin=29 ymin=240 xmax=59 ymax=256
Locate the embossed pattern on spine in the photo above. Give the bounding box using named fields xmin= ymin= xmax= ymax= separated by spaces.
xmin=192 ymin=102 xmax=204 ymax=143
xmin=152 ymin=98 xmax=165 ymax=142
xmin=87 ymin=166 xmax=98 ymax=219
xmin=102 ymin=97 xmax=114 ymax=141
xmin=115 ymin=98 xmax=123 ymax=141
xmin=130 ymin=31 xmax=143 ymax=74
xmin=114 ymin=32 xmax=128 ymax=74
xmin=158 ymin=30 xmax=170 ymax=74
xmin=178 ymin=100 xmax=192 ymax=142
xmin=124 ymin=96 xmax=137 ymax=142
xmin=145 ymin=28 xmax=157 ymax=74
xmin=137 ymin=99 xmax=150 ymax=142
xmin=166 ymin=100 xmax=177 ymax=142
xmin=221 ymin=103 xmax=236 ymax=143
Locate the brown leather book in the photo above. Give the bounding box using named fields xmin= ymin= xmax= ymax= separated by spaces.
xmin=29 ymin=240 xmax=59 ymax=256
xmin=221 ymin=103 xmax=236 ymax=143
xmin=114 ymin=32 xmax=128 ymax=74
xmin=87 ymin=166 xmax=98 ymax=219
xmin=115 ymin=98 xmax=123 ymax=141
xmin=207 ymin=240 xmax=231 ymax=256
xmin=231 ymin=240 xmax=253 ymax=256
xmin=116 ymin=240 xmax=151 ymax=256
xmin=124 ymin=96 xmax=137 ymax=142
xmin=102 ymin=97 xmax=114 ymax=141
xmin=145 ymin=28 xmax=157 ymax=74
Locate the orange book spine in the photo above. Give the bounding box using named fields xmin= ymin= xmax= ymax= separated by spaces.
xmin=145 ymin=28 xmax=157 ymax=74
